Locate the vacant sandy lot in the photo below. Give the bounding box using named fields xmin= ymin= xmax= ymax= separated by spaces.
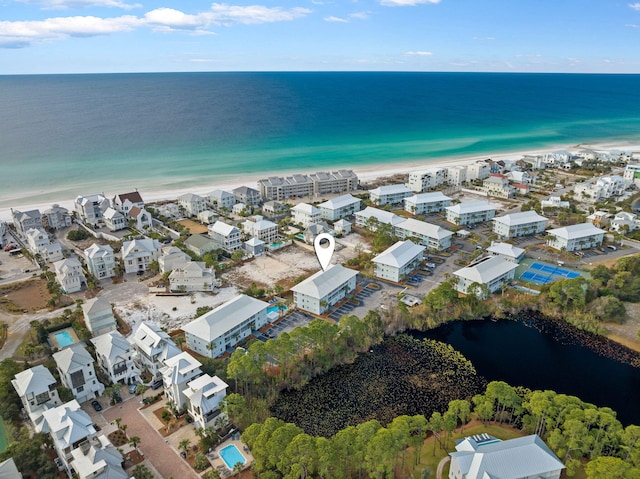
xmin=177 ymin=219 xmax=208 ymax=234
xmin=0 ymin=278 xmax=52 ymax=313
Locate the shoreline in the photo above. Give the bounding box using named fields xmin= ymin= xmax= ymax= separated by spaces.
xmin=2 ymin=139 xmax=639 ymax=222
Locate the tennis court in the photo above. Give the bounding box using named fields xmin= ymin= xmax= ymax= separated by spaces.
xmin=520 ymin=270 xmax=554 ymax=285
xmin=529 ymin=262 xmax=580 ymax=279
xmin=518 ymin=261 xmax=582 ymax=286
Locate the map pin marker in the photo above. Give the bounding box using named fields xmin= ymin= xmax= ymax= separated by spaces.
xmin=314 ymin=233 xmax=335 ymax=272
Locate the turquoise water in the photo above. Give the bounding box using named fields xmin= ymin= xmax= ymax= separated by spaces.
xmin=267 ymin=306 xmax=280 ymax=314
xmin=219 ymin=444 xmax=246 ymax=469
xmin=54 ymin=330 xmax=75 ymax=348
xmin=1 ymin=72 xmax=640 ymax=209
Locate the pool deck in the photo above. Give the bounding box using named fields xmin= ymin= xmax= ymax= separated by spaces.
xmin=208 ymin=440 xmax=254 ymax=476
xmin=48 ymin=327 xmax=80 ymax=349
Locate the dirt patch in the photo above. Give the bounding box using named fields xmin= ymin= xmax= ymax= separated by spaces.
xmin=108 ymin=429 xmax=128 ymax=447
xmin=177 ymin=219 xmax=208 ymax=235
xmin=0 ymin=278 xmax=52 ymax=313
xmin=153 ymin=408 xmax=188 ymax=437
xmin=605 ymin=302 xmax=640 ymax=353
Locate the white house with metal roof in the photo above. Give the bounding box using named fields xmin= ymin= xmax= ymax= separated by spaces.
xmin=546 ymin=222 xmax=605 ymax=252
xmin=453 ymin=256 xmax=518 ymax=299
xmin=182 ymin=294 xmax=269 ymax=358
xmin=178 ymin=193 xmax=208 ymax=217
xmin=373 ymin=240 xmax=425 ymax=283
xmin=74 ymin=194 xmax=110 ymax=226
xmin=12 ymin=365 xmax=61 ymax=429
xmin=291 ymin=264 xmax=358 ymax=315
xmin=160 ymin=351 xmax=202 ymax=410
xmin=242 ymin=215 xmax=279 ymax=243
xmin=132 ymin=322 xmax=181 ymax=379
xmin=91 ymin=331 xmax=140 ymax=385
xmin=355 ymin=207 xmax=405 ymax=231
xmin=158 ymin=246 xmax=191 ymax=273
xmin=84 ymin=243 xmax=116 ymax=280
xmin=184 ymin=374 xmax=228 ymax=430
xmin=25 ymin=227 xmax=64 ymax=263
xmin=394 ymin=218 xmax=454 ymax=251
xmin=492 ymin=211 xmax=548 ymax=239
xmin=102 ymin=207 xmax=127 ymax=232
xmin=53 ymin=344 xmax=105 ymax=403
xmin=448 ymin=433 xmax=564 ymax=479
xmin=82 ymin=297 xmax=117 ymax=336
xmin=404 ymin=192 xmax=452 ymax=215
xmin=207 ymin=189 xmax=236 ymax=210
xmin=318 ymin=194 xmax=362 ymax=221
xmin=208 ymin=220 xmax=242 ymax=253
xmin=169 ymin=261 xmax=216 ymax=292
xmin=291 ymin=203 xmax=321 ymax=228
xmin=486 ymin=242 xmax=525 ymax=264
xmin=121 ymin=238 xmax=161 ymax=274
xmin=70 ymin=436 xmax=128 ymax=479
xmin=369 ymin=184 xmax=413 ymax=206
xmin=445 ymin=201 xmax=496 ymax=226
xmin=53 ymin=256 xmax=87 ymax=294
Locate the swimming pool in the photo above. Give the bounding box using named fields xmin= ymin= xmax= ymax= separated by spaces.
xmin=54 ymin=330 xmax=76 ymax=348
xmin=219 ymin=444 xmax=246 ymax=470
xmin=267 ymin=306 xmax=281 ymax=314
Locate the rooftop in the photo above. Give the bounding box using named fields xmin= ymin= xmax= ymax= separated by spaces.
xmin=396 ymin=218 xmax=453 ymax=240
xmin=453 ymin=256 xmax=518 ymax=284
xmin=405 ymin=192 xmax=452 ymax=203
xmin=291 ymin=264 xmax=359 ymax=299
xmin=373 ymin=240 xmax=425 ymax=268
xmin=446 ymin=201 xmax=496 ymax=215
xmin=318 ymin=194 xmax=361 ymax=209
xmin=369 ymin=184 xmax=412 ymax=196
xmin=493 ymin=210 xmax=548 ymax=226
xmin=547 ymin=222 xmax=606 ymax=239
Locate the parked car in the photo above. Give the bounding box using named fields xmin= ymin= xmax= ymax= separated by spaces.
xmin=91 ymin=400 xmax=102 ymax=411
xmin=425 ymin=262 xmax=436 ymax=268
xmin=128 ymin=383 xmax=139 ymax=394
xmin=136 ymin=270 xmax=144 ymax=276
xmin=151 ymin=379 xmax=163 ymax=390
xmin=113 ymin=395 xmax=122 ymax=404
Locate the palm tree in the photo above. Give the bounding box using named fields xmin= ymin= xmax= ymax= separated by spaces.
xmin=233 ymin=462 xmax=243 ymax=475
xmin=161 ymin=409 xmax=172 ymax=432
xmin=128 ymin=436 xmax=141 ymax=452
xmin=178 ymin=438 xmax=191 ymax=458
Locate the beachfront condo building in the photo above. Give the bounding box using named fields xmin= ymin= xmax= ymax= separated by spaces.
xmin=209 ymin=220 xmax=242 ymax=253
xmin=466 ymin=162 xmax=491 ymax=182
xmin=258 ymin=170 xmax=359 ymax=201
xmin=446 ymin=165 xmax=468 ymax=186
xmin=85 ymin=243 xmax=116 ymax=279
xmin=184 ymin=374 xmax=228 ymax=430
xmin=492 ymin=211 xmax=548 ymax=239
xmin=318 ymin=194 xmax=362 ymax=221
xmin=394 ymin=218 xmax=453 ymax=251
xmin=12 ymin=365 xmax=61 ymax=429
xmin=53 ymin=344 xmax=105 ymax=404
xmin=405 ymin=167 xmax=447 ymax=192
xmin=373 ymin=240 xmax=425 ymax=283
xmin=445 ymin=201 xmax=496 ymax=226
xmin=404 ymin=192 xmax=452 ymax=215
xmin=453 ymin=256 xmax=518 ymax=299
xmin=91 ymin=330 xmax=140 ymax=385
xmin=292 ymin=203 xmax=322 ymax=227
xmin=368 ymin=184 xmax=413 ymax=206
xmin=546 ymin=223 xmax=606 ymax=252
xmin=292 ymin=264 xmax=358 ymax=315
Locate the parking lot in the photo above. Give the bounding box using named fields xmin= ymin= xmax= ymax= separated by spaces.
xmin=263 ymin=310 xmax=317 ymax=338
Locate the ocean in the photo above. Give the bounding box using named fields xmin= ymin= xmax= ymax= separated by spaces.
xmin=1 ymin=72 xmax=640 ymax=209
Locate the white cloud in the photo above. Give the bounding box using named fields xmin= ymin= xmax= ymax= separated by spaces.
xmin=473 ymin=36 xmax=495 ymax=41
xmin=17 ymin=0 xmax=140 ymax=9
xmin=626 ymin=23 xmax=640 ymax=28
xmin=324 ymin=15 xmax=347 ymax=22
xmin=629 ymin=3 xmax=640 ymax=10
xmin=349 ymin=11 xmax=371 ymax=19
xmin=204 ymin=3 xmax=311 ymax=26
xmin=404 ymin=51 xmax=432 ymax=56
xmin=379 ymin=0 xmax=439 ymax=6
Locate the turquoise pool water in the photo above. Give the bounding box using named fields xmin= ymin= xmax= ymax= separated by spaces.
xmin=54 ymin=330 xmax=75 ymax=348
xmin=267 ymin=306 xmax=280 ymax=314
xmin=220 ymin=444 xmax=246 ymax=469
xmin=269 ymin=242 xmax=283 ymax=248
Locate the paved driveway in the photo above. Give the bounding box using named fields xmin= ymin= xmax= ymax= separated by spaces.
xmin=102 ymin=397 xmax=199 ymax=479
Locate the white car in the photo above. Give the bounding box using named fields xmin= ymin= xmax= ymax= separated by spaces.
xmin=425 ymin=262 xmax=436 ymax=268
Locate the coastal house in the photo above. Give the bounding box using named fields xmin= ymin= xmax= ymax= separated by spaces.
xmin=486 ymin=242 xmax=525 ymax=264
xmin=624 ymin=163 xmax=640 ymax=186
xmin=445 ymin=201 xmax=496 ymax=226
xmin=233 ymin=186 xmax=261 ymax=207
xmin=405 ymin=167 xmax=446 ymax=192
xmin=481 ymin=174 xmax=515 ymax=199
xmin=112 ymin=191 xmax=144 ymax=215
xmin=291 ymin=203 xmax=321 ymax=227
xmin=169 ymin=261 xmax=216 ymax=293
xmin=318 ymin=194 xmax=362 ymax=221
xmin=84 ymin=243 xmax=116 ymax=279
xmin=129 ymin=206 xmax=153 ymax=229
xmin=368 ymin=184 xmax=413 ymax=206
xmin=53 ymin=344 xmax=105 ymax=403
xmin=42 ymin=204 xmax=73 ymax=230
xmin=244 ymin=237 xmax=266 ymax=256
xmin=292 ymin=264 xmax=358 ymax=315
xmin=242 ymin=215 xmax=279 ymax=243
xmin=121 ymin=238 xmax=161 ymax=274
xmin=102 ymin=207 xmax=127 ymax=232
xmin=232 ymin=202 xmax=248 ymax=215
xmin=575 ymin=175 xmax=629 ymax=203
xmin=512 ymin=183 xmax=531 ymax=195
xmin=159 ymin=246 xmax=191 ymax=273
xmin=303 ymin=222 xmax=331 ymax=245
xmin=82 ymin=297 xmax=117 ymax=336
xmin=507 ymin=170 xmax=532 ymax=185
xmin=334 ymin=219 xmax=352 ymax=235
xmin=209 ymin=220 xmax=242 ymax=253
xmin=12 ymin=209 xmax=43 ymax=237
xmin=155 ymin=202 xmax=180 ymax=219
xmin=197 ymin=210 xmax=217 ymax=225
xmin=546 ymin=223 xmax=605 ymax=252
xmin=355 ymin=207 xmax=405 ymax=231
xmin=184 ymin=234 xmax=218 ymax=257
xmin=132 ymin=322 xmax=181 ymax=379
xmin=492 ymin=211 xmax=548 ymax=239
xmin=448 ymin=434 xmax=564 ymax=479
xmin=53 ymin=256 xmax=87 ymax=294
xmin=183 ymin=294 xmax=269 ymax=358
xmin=261 ymin=200 xmax=288 ymax=218
xmin=25 ymin=227 xmax=64 ymax=262
xmin=69 ymin=436 xmax=128 ymax=479
xmin=610 ymin=211 xmax=640 ymax=232
xmin=74 ymin=193 xmax=110 ymax=226
xmin=394 ymin=218 xmax=453 ymax=251
xmin=446 ymin=165 xmax=468 ymax=186
xmin=586 ymin=210 xmax=611 ymax=229
xmin=541 ymin=196 xmax=570 ymax=209
xmin=373 ymin=240 xmax=425 ymax=283
xmin=12 ymin=365 xmax=61 ymax=429
xmin=91 ymin=330 xmax=140 ymax=385
xmin=184 ymin=374 xmax=229 ymax=430
xmin=453 ymin=256 xmax=518 ymax=299
xmin=160 ymin=352 xmax=203 ymax=410
xmin=178 ymin=193 xmax=208 ymax=217
xmin=207 ymin=189 xmax=236 ymax=210
xmin=404 ymin=192 xmax=452 ymax=215
xmin=542 ymin=150 xmax=573 ymax=168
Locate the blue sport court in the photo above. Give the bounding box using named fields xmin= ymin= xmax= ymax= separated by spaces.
xmin=519 ymin=261 xmax=580 ymax=285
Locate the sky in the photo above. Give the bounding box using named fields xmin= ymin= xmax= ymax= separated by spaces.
xmin=1 ymin=0 xmax=640 ymax=74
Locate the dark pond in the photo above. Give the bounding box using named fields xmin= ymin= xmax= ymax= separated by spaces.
xmin=420 ymin=316 xmax=640 ymax=426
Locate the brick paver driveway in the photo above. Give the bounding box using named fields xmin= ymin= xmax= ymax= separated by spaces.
xmin=103 ymin=398 xmax=199 ymax=479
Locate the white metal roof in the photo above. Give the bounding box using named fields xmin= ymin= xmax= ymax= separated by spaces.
xmin=291 ymin=203 xmax=320 ymax=215
xmin=547 ymin=222 xmax=605 ymax=240
xmin=291 ymin=264 xmax=358 ymax=299
xmin=11 ymin=365 xmax=56 ymax=397
xmin=453 ymin=256 xmax=518 ymax=284
xmin=318 ymin=194 xmax=361 ymax=210
xmin=373 ymin=240 xmax=425 ymax=268
xmin=486 ymin=242 xmax=525 ymax=259
xmin=369 ymin=184 xmax=412 ymax=196
xmin=446 ymin=201 xmax=496 ymax=215
xmin=405 ymin=192 xmax=452 ymax=204
xmin=355 ymin=207 xmax=405 ymax=226
xmin=396 ymin=218 xmax=453 ymax=240
xmin=209 ymin=220 xmax=239 ymax=236
xmin=493 ymin=210 xmax=547 ymax=226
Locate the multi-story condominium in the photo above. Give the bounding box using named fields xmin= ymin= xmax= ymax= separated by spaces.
xmin=233 ymin=186 xmax=261 ymax=207
xmin=207 ymin=189 xmax=236 ymax=210
xmin=291 ymin=203 xmax=321 ymax=227
xmin=112 ymin=191 xmax=144 ymax=215
xmin=183 ymin=294 xmax=269 ymax=358
xmin=91 ymin=331 xmax=141 ymax=385
xmin=74 ymin=194 xmax=110 ymax=225
xmin=481 ymin=174 xmax=515 ymax=199
xmin=446 ymin=165 xmax=468 ymax=186
xmin=160 ymin=352 xmax=203 ymax=410
xmin=169 ymin=261 xmax=216 ymax=293
xmin=486 ymin=242 xmax=525 ymax=264
xmin=42 ymin=204 xmax=73 ymax=230
xmin=158 ymin=246 xmax=191 ymax=273
xmin=121 ymin=238 xmax=161 ymax=274
xmin=258 ymin=174 xmax=314 ymax=201
xmin=12 ymin=365 xmax=61 ymax=429
xmin=318 ymin=194 xmax=362 ymax=221
xmin=453 ymin=256 xmax=518 ymax=299
xmin=103 ymin=207 xmax=127 ymax=231
xmin=53 ymin=256 xmax=87 ymax=293
xmin=209 ymin=220 xmax=242 ymax=253
xmin=492 ymin=211 xmax=548 ymax=239
xmin=373 ymin=240 xmax=425 ymax=283
xmin=355 ymin=207 xmax=405 ymax=231
xmin=242 ymin=215 xmax=278 ymax=243
xmin=12 ymin=209 xmax=42 ymax=236
xmin=575 ymin=175 xmax=629 ymax=203
xmin=309 ymin=170 xmax=359 ymax=195
xmin=292 ymin=264 xmax=358 ymax=315
xmin=129 ymin=206 xmax=153 ymax=229
xmin=178 ymin=193 xmax=208 ymax=217
xmin=183 ymin=374 xmax=228 ymax=430
xmin=546 ymin=223 xmax=605 ymax=252
xmin=82 ymin=297 xmax=116 ymax=336
xmin=132 ymin=322 xmax=180 ymax=379
xmin=404 ymin=192 xmax=452 ymax=215
xmin=466 ymin=161 xmax=491 ymax=182
xmin=445 ymin=201 xmax=496 ymax=226
xmin=25 ymin=227 xmax=64 ymax=263
xmin=368 ymin=184 xmax=413 ymax=206
xmin=405 ymin=167 xmax=446 ymax=192
xmin=184 ymin=234 xmax=219 ymax=257
xmin=449 ymin=434 xmax=564 ymax=479
xmin=84 ymin=243 xmax=116 ymax=279
xmin=53 ymin=344 xmax=105 ymax=403
xmin=70 ymin=437 xmax=128 ymax=479
xmin=394 ymin=218 xmax=453 ymax=251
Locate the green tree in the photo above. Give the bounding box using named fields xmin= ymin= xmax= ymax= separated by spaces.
xmin=585 ymin=456 xmax=640 ymax=478
xmin=161 ymin=409 xmax=173 ymax=432
xmin=203 ymin=469 xmax=222 ymax=479
xmin=447 ymin=399 xmax=472 ymax=431
xmin=0 ymin=359 xmax=23 ymax=421
xmin=179 ymin=438 xmax=191 ymax=457
xmin=590 ymin=296 xmax=626 ymax=323
xmin=194 ymin=452 xmax=210 ymax=471
xmin=0 ymin=429 xmax=57 ymax=479
xmin=131 ymin=464 xmax=154 ymax=479
xmin=128 ymin=436 xmax=141 ymax=452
